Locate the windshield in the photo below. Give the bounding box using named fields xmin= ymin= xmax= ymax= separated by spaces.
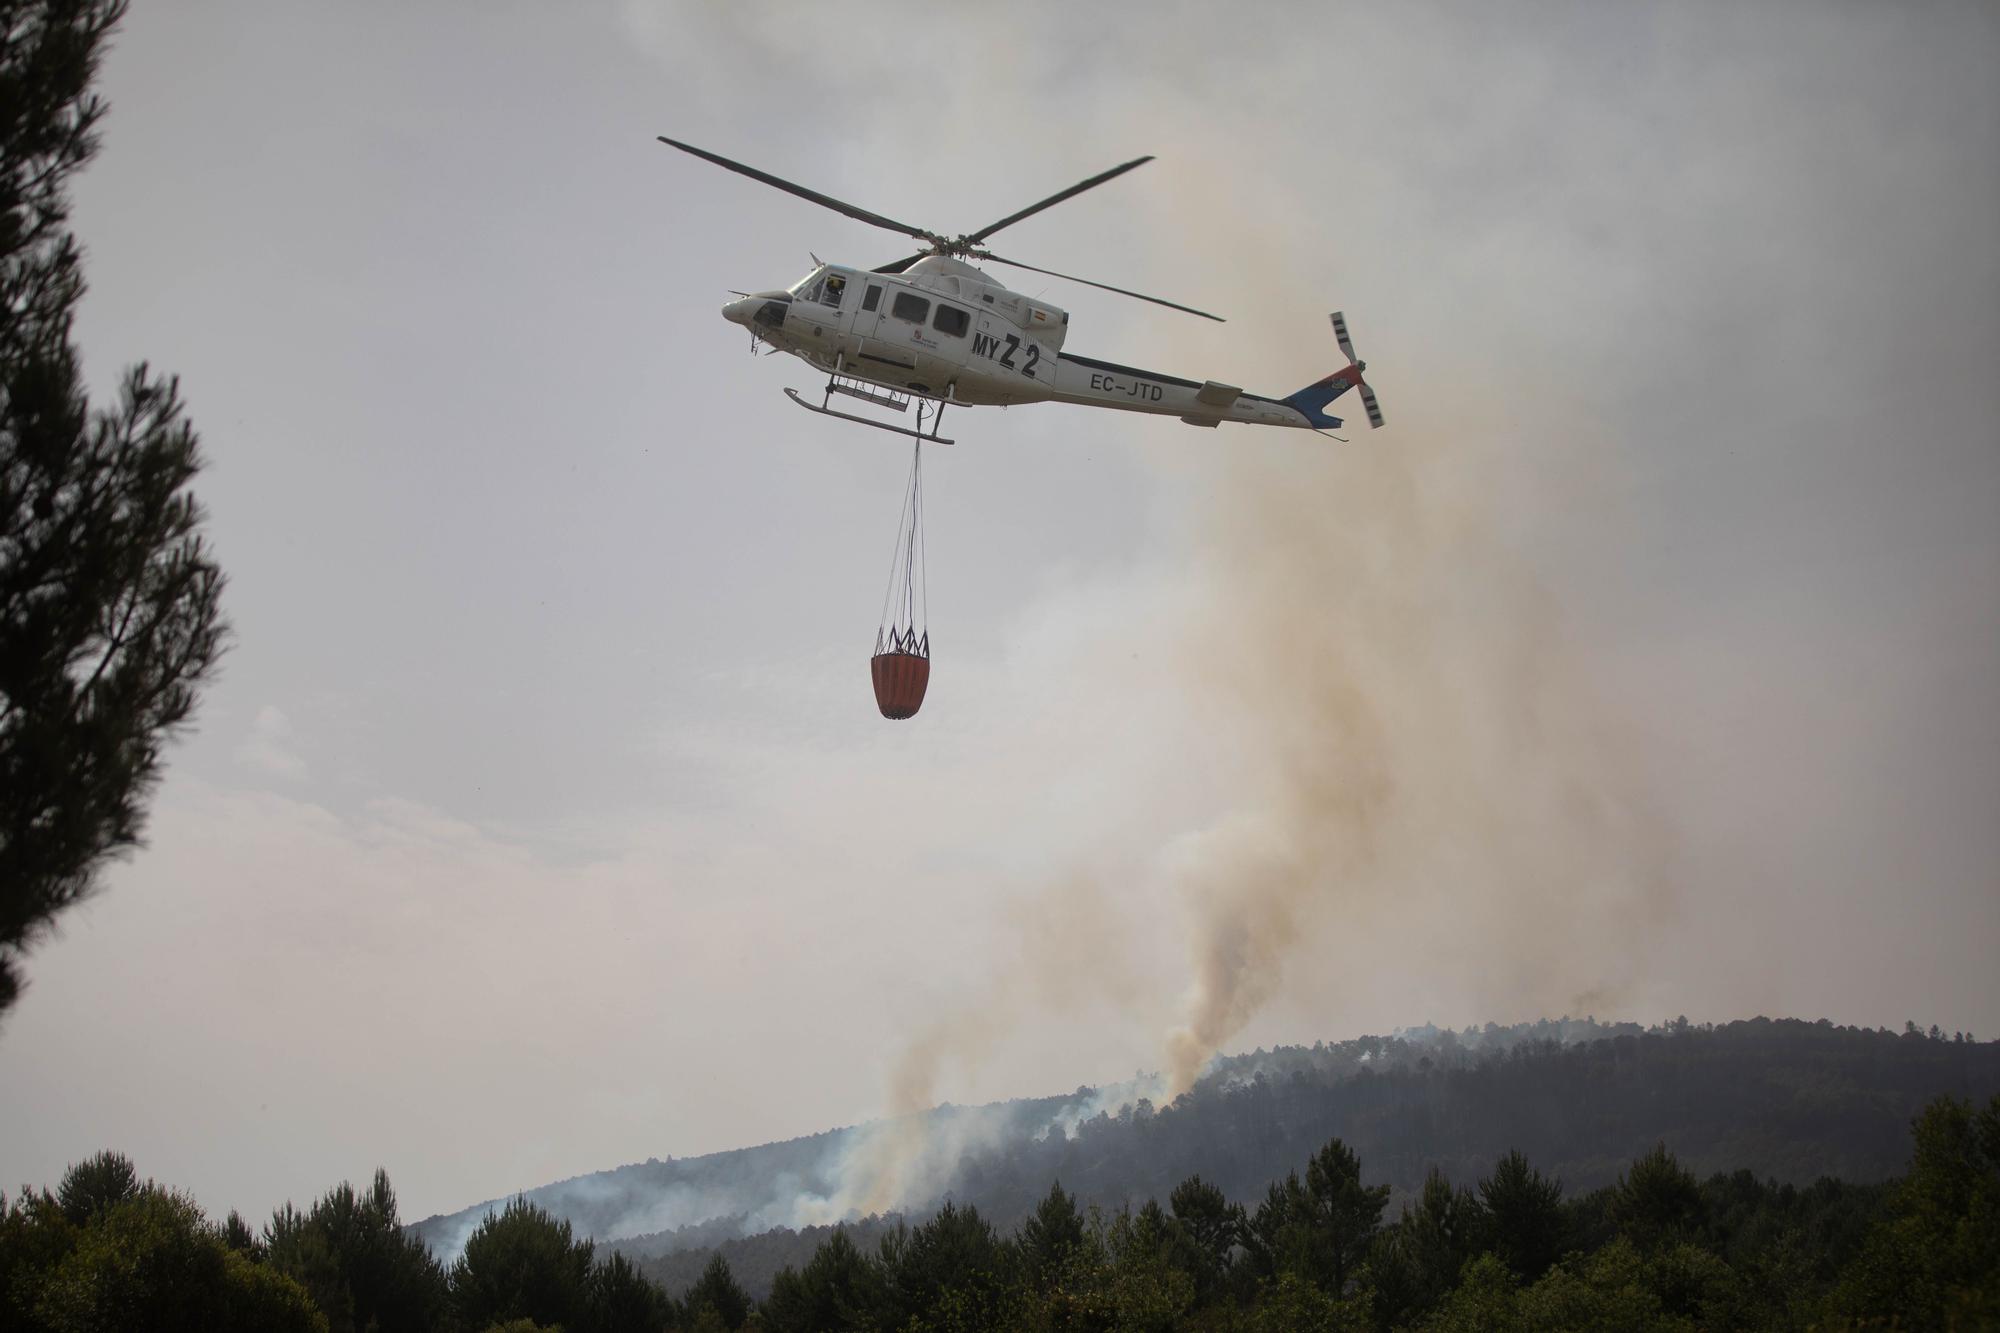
xmin=788 ymin=266 xmax=849 ymax=310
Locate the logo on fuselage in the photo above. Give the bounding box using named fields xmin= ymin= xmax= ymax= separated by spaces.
xmin=970 ymin=331 xmax=1041 ymax=379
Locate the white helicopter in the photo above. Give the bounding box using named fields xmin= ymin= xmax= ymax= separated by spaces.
xmin=659 ymin=138 xmax=1383 ymax=446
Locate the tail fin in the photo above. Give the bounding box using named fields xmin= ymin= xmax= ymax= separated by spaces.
xmin=1283 ymin=311 xmax=1384 ymax=430
xmin=1281 ymin=373 xmax=1351 ymax=429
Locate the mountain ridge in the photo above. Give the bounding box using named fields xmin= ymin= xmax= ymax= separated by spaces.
xmin=412 ymin=1013 xmax=1999 ymax=1287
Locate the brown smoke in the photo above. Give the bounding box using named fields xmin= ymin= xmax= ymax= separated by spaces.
xmin=1158 ymin=419 xmax=1666 ymax=1095
xmin=837 ymin=872 xmax=1148 ymax=1216
xmin=835 ymin=415 xmax=1666 ymax=1210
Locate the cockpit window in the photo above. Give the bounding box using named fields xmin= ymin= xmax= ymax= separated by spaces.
xmin=821 ymin=272 xmax=846 ymax=308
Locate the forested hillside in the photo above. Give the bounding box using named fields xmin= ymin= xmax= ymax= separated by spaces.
xmin=10 ymin=1018 xmax=1996 ymax=1328
xmin=408 ymin=1016 xmax=1998 ymax=1291
xmin=15 ymin=1093 xmax=1998 ymax=1329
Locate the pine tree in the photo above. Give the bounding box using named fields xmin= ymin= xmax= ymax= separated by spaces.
xmin=449 ymin=1197 xmax=594 ymax=1332
xmin=1300 ymin=1136 xmax=1389 ymax=1294
xmin=1018 ymin=1180 xmax=1086 ymax=1288
xmin=265 ymin=1169 xmax=446 ymax=1333
xmin=585 ymin=1249 xmax=675 ymax=1333
xmin=1611 ymin=1143 xmax=1706 ymax=1250
xmin=681 ymin=1251 xmax=751 ymax=1330
xmin=1167 ymin=1174 xmax=1241 ymax=1302
xmin=54 ymin=1148 xmax=138 ymax=1224
xmin=1478 ymin=1149 xmax=1566 ymax=1282
xmin=1 ymin=0 xmax=228 ymax=1015
xmin=1373 ymin=1165 xmax=1484 ymax=1323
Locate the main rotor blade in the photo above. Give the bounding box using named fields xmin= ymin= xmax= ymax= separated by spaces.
xmin=981 ymin=254 xmax=1225 ymax=322
xmin=872 ymin=253 xmax=927 ymax=275
xmin=964 ymin=156 xmax=1154 ymax=243
xmin=656 ymin=136 xmax=933 ymax=242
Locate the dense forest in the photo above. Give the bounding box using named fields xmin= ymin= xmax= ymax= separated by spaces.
xmin=3 ymin=1084 xmax=1995 ymax=1329
xmin=5 ymin=1018 xmax=1996 ymax=1328
xmin=412 ymin=1016 xmax=2000 ymax=1279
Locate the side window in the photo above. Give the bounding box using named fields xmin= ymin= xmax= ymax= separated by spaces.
xmin=933 ymin=305 xmax=970 ymax=338
xmin=862 ymin=284 xmax=882 ymax=312
xmin=822 ymin=273 xmax=846 ymax=308
xmin=890 ymin=291 xmax=930 ymax=324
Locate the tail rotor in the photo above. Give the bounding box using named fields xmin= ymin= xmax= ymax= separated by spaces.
xmin=1329 ymin=311 xmax=1385 ymax=429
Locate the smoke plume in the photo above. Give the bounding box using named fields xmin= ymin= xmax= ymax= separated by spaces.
xmin=1158 ymin=427 xmax=1666 ymax=1094
xmin=822 ymin=412 xmax=1669 ymax=1209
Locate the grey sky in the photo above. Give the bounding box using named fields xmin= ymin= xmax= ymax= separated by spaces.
xmin=2 ymin=0 xmax=1995 ymax=1233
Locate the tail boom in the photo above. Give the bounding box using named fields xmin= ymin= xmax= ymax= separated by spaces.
xmin=1046 ymin=310 xmax=1381 ymax=433
xmin=1048 ymin=352 xmax=1335 ymax=429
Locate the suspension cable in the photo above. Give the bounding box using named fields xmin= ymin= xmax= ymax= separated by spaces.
xmin=877 ymin=435 xmax=926 ymax=654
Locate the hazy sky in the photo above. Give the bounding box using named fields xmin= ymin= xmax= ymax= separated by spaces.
xmin=3 ymin=0 xmax=1996 ymax=1232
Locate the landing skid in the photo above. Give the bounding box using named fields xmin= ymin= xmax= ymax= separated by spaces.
xmin=784 ymin=377 xmax=955 ymax=445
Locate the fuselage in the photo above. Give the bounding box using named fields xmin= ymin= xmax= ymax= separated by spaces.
xmin=721 ymin=257 xmax=1329 ymax=430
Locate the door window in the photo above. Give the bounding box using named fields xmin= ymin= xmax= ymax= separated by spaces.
xmin=890 ymin=291 xmax=930 ymax=324
xmin=862 ymin=284 xmax=882 ymax=312
xmin=932 ymin=305 xmax=970 ymax=338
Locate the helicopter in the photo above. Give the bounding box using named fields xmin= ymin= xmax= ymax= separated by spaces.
xmin=658 ymin=138 xmax=1383 ymax=446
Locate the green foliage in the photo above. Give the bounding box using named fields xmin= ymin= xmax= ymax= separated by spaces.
xmin=681 ymin=1251 xmax=751 ymax=1330
xmin=0 ymin=1187 xmax=77 ymax=1329
xmin=1611 ymin=1143 xmax=1705 ymax=1250
xmin=1002 ymin=1204 xmax=1193 ymax=1333
xmin=220 ymin=1248 xmax=331 ymax=1333
xmin=450 ymin=1197 xmax=595 ymax=1332
xmin=0 ymin=0 xmax=228 ymax=1017
xmin=1512 ymin=1237 xmax=1671 ymax=1330
xmin=5 ymin=1086 xmax=1996 ymax=1329
xmin=45 ymin=1182 xmax=220 ymax=1325
xmin=727 ymin=1093 xmax=1995 ymax=1327
xmin=1018 ymin=1180 xmax=1087 ymax=1290
xmin=26 ymin=1182 xmax=322 ymax=1332
xmin=265 ymin=1168 xmax=446 ymax=1333
xmin=878 ymin=1201 xmax=1014 ymax=1330
xmin=1369 ymin=1166 xmax=1483 ymax=1324
xmin=1246 ymin=1138 xmax=1387 ymax=1297
xmin=586 ymin=1248 xmax=674 ymax=1332
xmin=1476 ymin=1149 xmax=1564 ymax=1282
xmin=1421 ymin=1252 xmax=1524 ymax=1332
xmin=1007 ymin=1214 xmax=1113 ymax=1329
xmin=2 ymin=1190 xmax=79 ymax=1328
xmin=1237 ymin=1270 xmax=1369 ymax=1332
xmin=761 ymin=1226 xmax=880 ymax=1332
xmin=1833 ymin=1093 xmax=2000 ymax=1326
xmin=221 ymin=1209 xmax=260 ymax=1258
xmin=54 ymin=1151 xmax=137 ymax=1227
xmin=1165 ymin=1174 xmax=1241 ymax=1304
xmin=1099 ymin=1202 xmax=1196 ymax=1331
xmin=266 ymin=1209 xmax=352 ymax=1330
